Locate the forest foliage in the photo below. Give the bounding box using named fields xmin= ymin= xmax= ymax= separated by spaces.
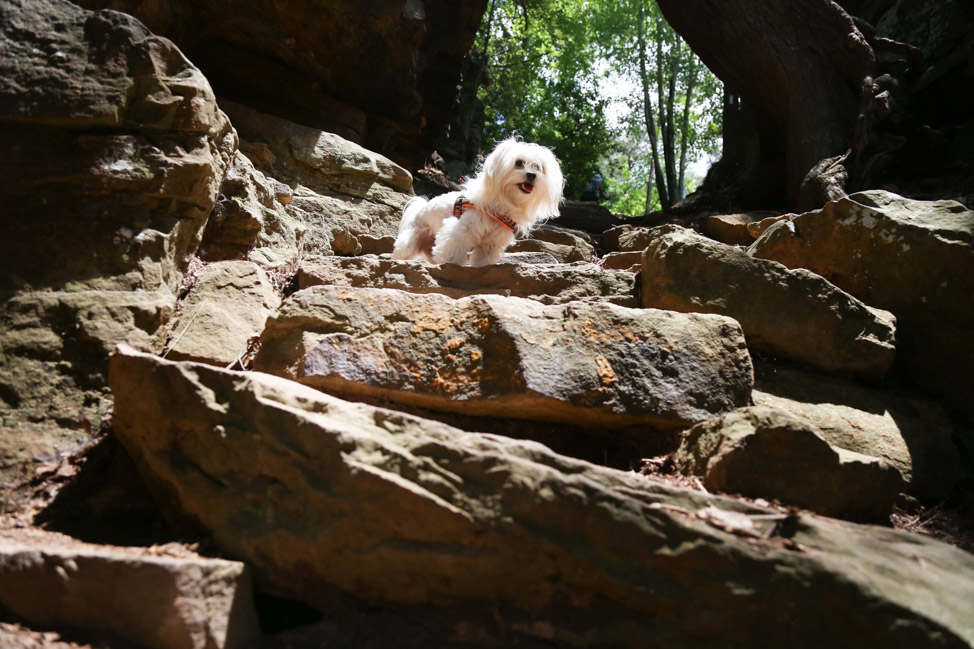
xmin=475 ymin=0 xmax=722 ymax=215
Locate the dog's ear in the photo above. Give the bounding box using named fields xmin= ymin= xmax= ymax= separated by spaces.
xmin=481 ymin=139 xmax=511 ymax=188
xmin=540 ymin=148 xmax=565 ymax=216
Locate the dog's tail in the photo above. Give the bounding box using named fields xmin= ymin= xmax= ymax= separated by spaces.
xmin=391 ymin=196 xmax=437 ymax=261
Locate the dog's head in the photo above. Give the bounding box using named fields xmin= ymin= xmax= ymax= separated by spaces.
xmin=479 ymin=138 xmax=564 ymax=221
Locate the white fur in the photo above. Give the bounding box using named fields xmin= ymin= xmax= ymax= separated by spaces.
xmin=391 ymin=138 xmax=564 ymax=267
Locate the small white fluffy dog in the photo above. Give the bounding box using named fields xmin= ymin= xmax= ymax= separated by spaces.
xmin=391 ymin=138 xmax=564 ymax=267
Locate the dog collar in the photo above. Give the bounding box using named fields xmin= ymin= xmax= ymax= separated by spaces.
xmin=453 ymin=196 xmax=517 ymax=233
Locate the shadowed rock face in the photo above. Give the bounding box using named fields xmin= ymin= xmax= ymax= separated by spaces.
xmin=675 ymin=406 xmax=905 ymax=522
xmin=253 ymin=285 xmax=754 ymax=430
xmin=641 ymin=225 xmax=897 ymax=379
xmin=751 ymin=362 xmax=959 ymax=501
xmin=0 ymin=0 xmax=236 ymax=477
xmin=108 ymin=346 xmax=974 ymax=648
xmin=73 ymin=0 xmax=488 ymax=168
xmin=749 ymin=190 xmax=974 ymax=422
xmin=0 ymin=526 xmax=259 ymax=649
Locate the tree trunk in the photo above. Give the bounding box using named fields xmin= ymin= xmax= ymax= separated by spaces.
xmin=656 ymin=0 xmax=876 ymax=210
xmin=663 ymin=61 xmax=678 ymax=201
xmin=676 ymin=55 xmax=698 ymax=199
xmin=637 ymin=3 xmax=669 ymax=211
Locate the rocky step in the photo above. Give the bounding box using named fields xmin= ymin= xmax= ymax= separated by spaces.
xmin=108 ymin=346 xmax=974 ymax=649
xmin=253 ymin=285 xmax=754 ymax=430
xmin=749 ymin=190 xmax=974 ymax=421
xmin=641 ymin=225 xmax=897 ymax=379
xmin=0 ymin=524 xmax=258 ymax=649
xmin=296 ymin=256 xmax=639 ymax=307
xmin=675 ymin=406 xmax=905 ymax=522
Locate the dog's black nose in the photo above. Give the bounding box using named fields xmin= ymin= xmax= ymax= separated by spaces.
xmin=526 ymin=172 xmax=536 ymax=181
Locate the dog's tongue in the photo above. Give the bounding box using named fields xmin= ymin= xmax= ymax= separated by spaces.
xmin=519 ymin=182 xmax=534 ymax=194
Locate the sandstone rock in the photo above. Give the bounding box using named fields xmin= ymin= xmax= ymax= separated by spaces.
xmin=0 ymin=525 xmax=258 ymax=649
xmin=642 ymin=226 xmax=897 ymax=379
xmin=296 ymin=257 xmax=639 ymax=307
xmin=534 ymin=224 xmax=596 ymax=247
xmin=752 ymin=363 xmax=959 ymax=501
xmin=200 ymin=153 xmax=306 ymax=269
xmin=600 ymin=251 xmax=644 ymax=272
xmin=254 ymin=285 xmax=753 ymax=429
xmin=164 ymin=261 xmax=282 ymax=367
xmin=109 ymin=347 xmax=974 ymax=648
xmin=219 ymin=100 xmax=412 ymax=257
xmin=602 ymin=225 xmax=658 ymax=253
xmin=518 ymin=226 xmax=596 ymax=262
xmin=0 ymin=622 xmax=90 ymax=649
xmin=498 ymin=251 xmax=560 ymax=265
xmin=0 ymin=288 xmax=173 ymax=437
xmin=0 ymin=0 xmax=235 ymax=479
xmin=749 ymin=190 xmax=974 ymax=421
xmin=703 ymin=212 xmax=777 ymax=245
xmin=675 ymin=406 xmax=904 ymax=521
xmin=555 ymin=201 xmax=626 ymax=235
xmin=508 ymin=239 xmax=589 ymax=263
xmin=746 ymin=213 xmax=792 ymax=239
xmin=357 ymin=234 xmax=397 ymax=256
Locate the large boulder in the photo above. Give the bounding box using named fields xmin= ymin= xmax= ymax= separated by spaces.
xmin=642 ymin=226 xmax=897 ymax=379
xmin=296 ymin=257 xmax=639 ymax=307
xmin=675 ymin=406 xmax=905 ymax=521
xmin=219 ymin=101 xmax=412 ymax=257
xmin=0 ymin=525 xmax=258 ymax=649
xmin=0 ymin=0 xmax=235 ymax=481
xmin=74 ymin=0 xmax=487 ymax=168
xmin=749 ymin=190 xmax=974 ymax=421
xmin=752 ymin=363 xmax=959 ymax=501
xmin=108 ymin=347 xmax=974 ymax=648
xmin=254 ymin=286 xmax=753 ymax=430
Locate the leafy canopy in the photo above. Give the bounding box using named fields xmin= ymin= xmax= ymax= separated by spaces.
xmin=476 ymin=0 xmax=722 ymax=214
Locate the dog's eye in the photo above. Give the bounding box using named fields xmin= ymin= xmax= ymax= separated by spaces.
xmin=515 ymin=160 xmax=525 ymax=169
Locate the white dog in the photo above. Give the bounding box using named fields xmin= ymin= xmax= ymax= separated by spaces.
xmin=391 ymin=138 xmax=564 ymax=267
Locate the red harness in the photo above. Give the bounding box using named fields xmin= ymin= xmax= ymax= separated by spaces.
xmin=453 ymin=196 xmax=518 ymax=233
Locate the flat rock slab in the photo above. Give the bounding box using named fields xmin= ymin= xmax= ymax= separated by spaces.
xmin=675 ymin=406 xmax=904 ymax=521
xmin=601 ymin=251 xmax=643 ymax=272
xmin=165 ymin=260 xmax=282 ymax=366
xmin=642 ymin=226 xmax=897 ymax=379
xmin=108 ymin=347 xmax=974 ymax=648
xmin=0 ymin=525 xmax=258 ymax=649
xmin=254 ymin=286 xmax=753 ymax=429
xmin=297 ymin=256 xmax=639 ymax=307
xmin=749 ymin=190 xmax=974 ymax=420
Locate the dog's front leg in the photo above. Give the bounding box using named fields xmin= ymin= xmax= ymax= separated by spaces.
xmin=469 ymin=238 xmax=507 ymax=267
xmin=431 ymin=217 xmax=471 ymax=265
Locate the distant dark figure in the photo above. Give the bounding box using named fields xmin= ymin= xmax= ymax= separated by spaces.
xmin=581 ymin=172 xmax=606 ymax=202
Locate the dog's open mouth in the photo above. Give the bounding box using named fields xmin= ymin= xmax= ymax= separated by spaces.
xmin=518 ymin=182 xmax=534 ymax=194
